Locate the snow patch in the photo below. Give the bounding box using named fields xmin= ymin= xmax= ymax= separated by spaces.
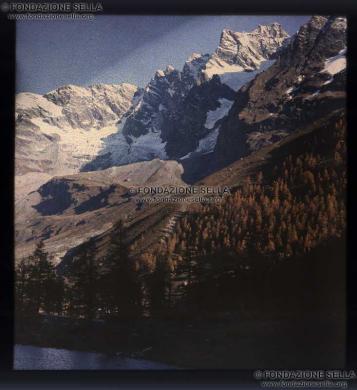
xmin=196 ymin=127 xmax=220 ymax=154
xmin=219 ymin=59 xmax=274 ymax=91
xmin=297 ymin=75 xmax=304 ymax=83
xmin=205 ymin=98 xmax=234 ymax=130
xmin=16 ymin=93 xmax=63 ymax=117
xmin=322 ymin=78 xmax=333 ymax=86
xmin=322 ymin=48 xmax=346 ymax=76
xmin=101 ymin=119 xmax=167 ymax=166
xmin=180 ymin=127 xmax=221 ymax=160
xmin=204 ymin=59 xmax=245 ymax=79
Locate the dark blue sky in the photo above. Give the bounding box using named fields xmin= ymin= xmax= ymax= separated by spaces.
xmin=16 ymin=15 xmax=310 ymax=94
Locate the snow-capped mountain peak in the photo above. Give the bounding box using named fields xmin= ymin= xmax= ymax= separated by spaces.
xmin=187 ymin=52 xmax=204 ymax=62
xmin=43 ymin=82 xmax=137 ymax=129
xmin=165 ymin=65 xmax=176 ymax=74
xmin=82 ymin=23 xmax=290 ymax=172
xmin=182 ymin=52 xmax=210 ymax=85
xmin=213 ymin=16 xmax=346 ymax=172
xmin=15 ymin=82 xmax=138 ymax=196
xmin=16 ymin=21 xmax=294 ymax=187
xmin=203 ymin=23 xmax=289 ymax=79
xmin=155 ymin=69 xmax=166 ymax=78
xmin=155 ymin=65 xmax=177 ymax=79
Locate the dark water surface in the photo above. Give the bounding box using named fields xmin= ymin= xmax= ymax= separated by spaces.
xmin=14 ymin=344 xmax=176 ymax=370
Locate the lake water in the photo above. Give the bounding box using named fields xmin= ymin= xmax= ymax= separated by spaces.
xmin=14 ymin=345 xmax=176 ymax=370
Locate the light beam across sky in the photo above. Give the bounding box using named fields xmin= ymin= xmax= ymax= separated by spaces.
xmin=16 ymin=15 xmax=310 ymax=94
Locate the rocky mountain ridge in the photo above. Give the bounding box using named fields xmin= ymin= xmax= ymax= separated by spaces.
xmin=203 ymin=23 xmax=289 ymax=80
xmin=15 ymin=16 xmax=347 ymax=264
xmin=203 ymin=16 xmax=347 ymax=177
xmin=83 ymin=23 xmax=289 ymax=171
xmin=15 ymin=83 xmax=138 ymax=199
xmin=15 ymin=22 xmax=291 ymax=190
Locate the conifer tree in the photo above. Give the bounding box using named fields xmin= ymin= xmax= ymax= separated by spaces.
xmin=26 ymin=241 xmax=59 ymax=315
xmin=146 ymin=252 xmax=173 ymax=315
xmin=15 ymin=258 xmax=32 ymax=315
xmin=100 ymin=220 xmax=142 ymax=318
xmin=67 ymin=238 xmax=99 ymax=319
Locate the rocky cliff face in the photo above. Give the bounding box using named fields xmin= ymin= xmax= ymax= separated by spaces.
xmin=203 ymin=23 xmax=289 ymax=80
xmin=212 ymin=16 xmax=346 ymax=171
xmin=16 ymin=18 xmax=345 ymax=187
xmin=81 ymin=23 xmax=289 ymax=172
xmin=16 ymin=23 xmax=291 ymax=187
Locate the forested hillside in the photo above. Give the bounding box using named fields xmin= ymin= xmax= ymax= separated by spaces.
xmin=142 ymin=111 xmax=346 ymax=315
xmin=16 ymin=111 xmax=346 ymax=320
